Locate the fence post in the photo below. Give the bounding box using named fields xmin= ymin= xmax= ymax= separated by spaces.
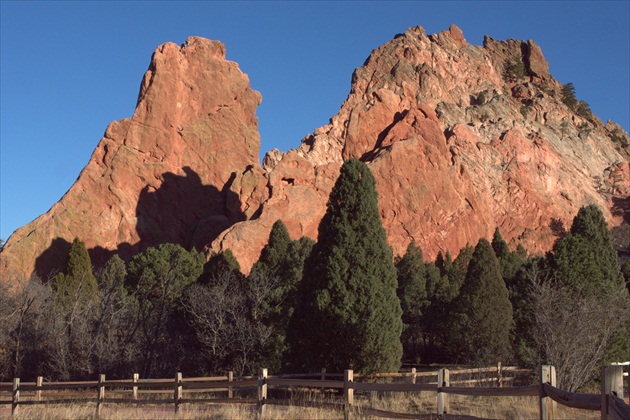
xmin=258 ymin=368 xmax=268 ymax=418
xmin=539 ymin=365 xmax=556 ymax=420
xmin=601 ymin=365 xmax=624 ymax=420
xmin=174 ymin=372 xmax=182 ymax=415
xmin=411 ymin=367 xmax=417 ymax=385
xmin=437 ymin=368 xmax=450 ymax=417
xmin=11 ymin=378 xmax=19 ymax=417
xmin=36 ymin=376 xmax=43 ymax=402
xmin=228 ymin=371 xmax=233 ymax=399
xmin=96 ymin=373 xmax=105 ymax=417
xmin=344 ymin=369 xmax=354 ymax=420
xmin=320 ymin=368 xmax=327 ymax=393
xmin=497 ymin=361 xmax=502 ymax=388
xmin=132 ymin=373 xmax=139 ymax=400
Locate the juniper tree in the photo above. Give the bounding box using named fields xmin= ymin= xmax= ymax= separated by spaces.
xmin=52 ymin=237 xmax=99 ymax=310
xmin=250 ymin=221 xmax=314 ymax=371
xmin=395 ymin=242 xmax=428 ymax=363
xmin=199 ymin=249 xmax=242 ymax=284
xmin=546 ymin=205 xmax=629 ymax=365
xmin=287 ymin=158 xmax=402 ymax=373
xmin=550 ymin=204 xmax=624 ymax=296
xmin=492 ymin=227 xmax=525 ymax=283
xmin=448 ymin=238 xmax=514 ymax=365
xmin=127 ymin=243 xmax=204 ymax=376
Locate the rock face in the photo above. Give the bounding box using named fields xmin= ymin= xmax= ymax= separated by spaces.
xmin=1 ymin=37 xmax=266 ymax=279
xmin=2 ymin=26 xmax=629 ymax=280
xmin=211 ymin=24 xmax=629 ymax=270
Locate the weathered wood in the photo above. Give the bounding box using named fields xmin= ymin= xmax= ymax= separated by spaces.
xmin=411 ymin=368 xmax=417 ymax=385
xmin=450 ymin=366 xmax=501 ymax=375
xmin=258 ymin=368 xmax=267 ymax=418
xmin=16 ymin=398 xmax=99 ymax=405
xmin=174 ymin=372 xmax=182 ymax=414
xmin=497 ymin=361 xmax=502 ymax=388
xmin=181 ymin=375 xmax=228 ymax=382
xmin=352 ymin=382 xmax=435 ymax=393
xmin=266 ymin=377 xmax=345 ymax=389
xmin=542 ymin=383 xmax=600 ymax=411
xmin=438 ymin=368 xmax=450 ymax=416
xmin=441 ymin=385 xmax=539 ymax=397
xmin=344 ymin=369 xmax=354 ymax=420
xmin=602 ymin=366 xmax=626 ymax=420
xmin=450 ymin=377 xmax=516 ymax=385
xmin=132 ymin=373 xmax=138 ymax=400
xmin=228 ymin=371 xmax=233 ymax=399
xmin=30 ymin=382 xmax=98 ymax=390
xmin=540 ymin=365 xmax=556 ymax=420
xmin=35 ymin=377 xmax=42 ymax=402
xmin=12 ymin=378 xmax=19 ymax=417
xmin=96 ymin=373 xmax=105 ymax=417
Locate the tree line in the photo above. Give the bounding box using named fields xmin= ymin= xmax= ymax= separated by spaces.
xmin=1 ymin=159 xmax=629 ymax=393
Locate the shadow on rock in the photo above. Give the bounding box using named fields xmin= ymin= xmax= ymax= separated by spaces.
xmin=35 ymin=166 xmax=246 ymax=278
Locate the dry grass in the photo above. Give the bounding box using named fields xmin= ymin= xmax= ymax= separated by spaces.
xmin=1 ymin=391 xmax=602 ymax=419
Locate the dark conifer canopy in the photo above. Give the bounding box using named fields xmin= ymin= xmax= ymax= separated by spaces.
xmin=449 ymin=238 xmax=513 ymax=365
xmin=287 ymin=158 xmax=402 ymax=373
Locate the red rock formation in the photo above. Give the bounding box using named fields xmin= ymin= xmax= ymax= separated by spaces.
xmin=2 ymin=26 xmax=629 ymax=280
xmin=1 ymin=37 xmax=265 ymax=279
xmin=212 ymin=24 xmax=628 ymax=269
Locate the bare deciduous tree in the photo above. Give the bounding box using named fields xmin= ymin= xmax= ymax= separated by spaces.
xmin=180 ymin=271 xmax=275 ymax=375
xmin=530 ymin=274 xmax=630 ymax=391
xmin=0 ymin=277 xmax=51 ymax=379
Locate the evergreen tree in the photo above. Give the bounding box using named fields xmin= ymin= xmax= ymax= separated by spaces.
xmin=492 ymin=227 xmax=525 ymax=283
xmin=561 ymin=82 xmax=578 ymax=110
xmin=395 ymin=242 xmax=428 ymax=363
xmin=199 ymin=249 xmax=242 ymax=284
xmin=52 ymin=237 xmax=99 ymax=310
xmin=491 ymin=227 xmax=510 ymax=259
xmin=250 ymin=220 xmax=292 ymax=277
xmin=447 ymin=244 xmax=474 ymax=298
xmin=449 ymin=238 xmax=514 ymax=365
xmin=548 ymin=205 xmax=628 ymax=362
xmin=127 ymin=243 xmax=204 ymax=376
xmin=250 ymin=220 xmax=315 ymax=371
xmin=550 ymin=205 xmax=624 ymax=296
xmin=287 ymin=158 xmax=403 ymax=373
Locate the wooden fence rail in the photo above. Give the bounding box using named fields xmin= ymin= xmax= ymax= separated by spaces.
xmin=2 ymin=364 xmax=628 ymax=419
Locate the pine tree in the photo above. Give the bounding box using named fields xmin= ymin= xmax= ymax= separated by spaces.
xmin=287 ymin=158 xmax=403 ymax=373
xmin=396 ymin=242 xmax=428 ymax=363
xmin=561 ymin=82 xmax=578 ymax=110
xmin=550 ymin=205 xmax=624 ymax=296
xmin=250 ymin=220 xmax=292 ymax=277
xmin=127 ymin=243 xmax=204 ymax=376
xmin=199 ymin=249 xmax=242 ymax=284
xmin=52 ymin=237 xmax=99 ymax=310
xmin=449 ymin=238 xmax=514 ymax=365
xmin=548 ymin=205 xmax=628 ymax=362
xmin=250 ymin=220 xmax=314 ymax=371
xmin=491 ymin=227 xmax=525 ymax=283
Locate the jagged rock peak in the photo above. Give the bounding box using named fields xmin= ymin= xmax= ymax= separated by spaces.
xmin=2 ymin=27 xmax=628 ymax=281
xmin=1 ymin=36 xmax=267 ymax=280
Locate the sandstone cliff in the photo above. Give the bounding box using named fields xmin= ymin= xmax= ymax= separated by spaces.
xmin=1 ymin=37 xmax=266 ymax=279
xmin=2 ymin=26 xmax=629 ymax=280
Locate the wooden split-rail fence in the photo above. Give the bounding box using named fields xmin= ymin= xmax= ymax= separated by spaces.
xmin=1 ymin=364 xmax=628 ymax=419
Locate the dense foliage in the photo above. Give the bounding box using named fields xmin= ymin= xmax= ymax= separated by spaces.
xmin=448 ymin=238 xmax=514 ymax=365
xmin=1 ymin=196 xmax=627 ymax=394
xmin=286 ymin=158 xmax=403 ymax=373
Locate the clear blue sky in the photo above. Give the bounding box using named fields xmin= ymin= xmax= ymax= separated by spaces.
xmin=1 ymin=1 xmax=629 ymax=242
